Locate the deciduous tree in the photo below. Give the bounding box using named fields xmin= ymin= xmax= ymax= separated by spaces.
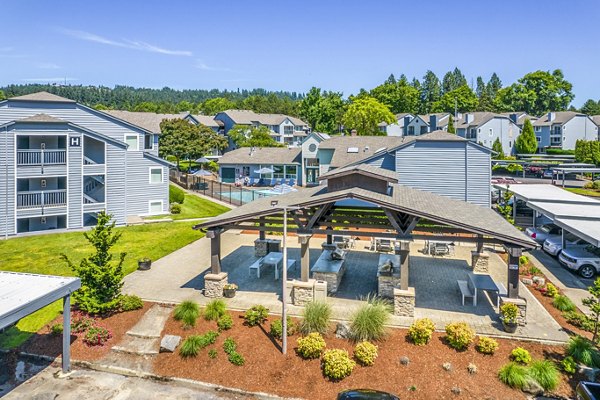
xmin=341 ymin=97 xmax=395 ymax=136
xmin=432 ymin=85 xmax=478 ymax=113
xmin=583 ymin=278 xmax=600 ymax=342
xmin=200 ymin=97 xmax=236 ymax=115
xmin=229 ymin=125 xmax=283 ymax=148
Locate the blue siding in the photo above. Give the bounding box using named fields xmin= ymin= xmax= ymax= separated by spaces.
xmin=366 ymin=153 xmax=395 ymax=171
xmin=466 ymin=144 xmax=491 ymax=207
xmin=0 ymin=128 xmax=16 ymax=236
xmin=67 ymin=131 xmax=83 ymax=228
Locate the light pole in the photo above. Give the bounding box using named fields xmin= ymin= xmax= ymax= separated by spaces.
xmin=271 ymin=199 xmax=289 ymax=354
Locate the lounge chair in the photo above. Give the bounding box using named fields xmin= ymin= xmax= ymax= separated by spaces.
xmin=288 ymin=178 xmax=296 ymax=186
xmin=248 ymin=177 xmax=255 ymax=186
xmin=275 ymin=178 xmax=283 ymax=186
xmin=269 ymin=178 xmax=276 ymax=186
xmin=257 ymin=178 xmax=265 ymax=187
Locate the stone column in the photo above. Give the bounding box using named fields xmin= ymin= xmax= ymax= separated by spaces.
xmin=507 ymin=248 xmax=521 ymax=298
xmin=207 ymin=228 xmax=222 ymax=274
xmin=471 ymin=251 xmax=490 ymax=273
xmin=393 ymin=287 xmax=415 ymax=317
xmin=500 ymin=297 xmax=527 ymax=326
xmin=291 ymin=279 xmax=316 ymax=306
xmin=204 ymin=272 xmax=228 ymax=298
xmin=298 ymin=234 xmax=312 ymax=282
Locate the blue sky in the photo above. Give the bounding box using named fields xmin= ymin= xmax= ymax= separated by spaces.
xmin=2 ymin=0 xmax=600 ymax=106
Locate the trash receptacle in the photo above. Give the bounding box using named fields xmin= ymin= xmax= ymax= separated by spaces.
xmin=314 ymin=280 xmax=327 ymax=301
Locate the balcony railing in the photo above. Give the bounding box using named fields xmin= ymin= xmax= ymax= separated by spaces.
xmin=17 ymin=149 xmax=66 ymax=166
xmin=17 ymin=189 xmax=67 ymax=209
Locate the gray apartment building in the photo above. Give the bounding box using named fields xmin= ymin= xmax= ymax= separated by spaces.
xmin=0 ymin=92 xmax=171 ymax=236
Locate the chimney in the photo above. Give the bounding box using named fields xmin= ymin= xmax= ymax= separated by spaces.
xmin=509 ymin=113 xmax=518 ymax=124
xmin=351 ymin=129 xmax=357 ymax=137
xmin=465 ymin=113 xmax=474 ymax=124
xmin=403 ymin=115 xmax=411 ymax=127
xmin=429 ymin=115 xmax=438 ymax=131
xmin=548 ymin=112 xmax=555 ymax=122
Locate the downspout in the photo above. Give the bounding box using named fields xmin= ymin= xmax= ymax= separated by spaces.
xmin=4 ymin=126 xmax=8 ymax=239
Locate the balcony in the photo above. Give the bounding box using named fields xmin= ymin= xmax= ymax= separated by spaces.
xmin=17 ymin=189 xmax=67 ymax=209
xmin=17 ymin=149 xmax=66 ymax=166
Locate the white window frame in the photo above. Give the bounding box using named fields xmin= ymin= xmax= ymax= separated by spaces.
xmin=149 ymin=167 xmax=163 ymax=184
xmin=535 ymin=126 xmax=541 ymax=132
xmin=125 ymin=134 xmax=139 ymax=151
xmin=148 ymin=200 xmax=163 ymax=215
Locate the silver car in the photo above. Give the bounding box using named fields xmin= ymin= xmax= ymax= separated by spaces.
xmin=525 ymin=224 xmax=561 ymax=244
xmin=543 ymin=233 xmax=590 ymax=256
xmin=559 ymin=246 xmax=600 ymax=279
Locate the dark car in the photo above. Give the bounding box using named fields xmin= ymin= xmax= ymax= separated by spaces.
xmin=338 ymin=389 xmax=399 ymax=400
xmin=576 ymin=381 xmax=600 ymax=399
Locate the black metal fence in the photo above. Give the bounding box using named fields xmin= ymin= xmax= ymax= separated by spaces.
xmin=169 ymin=170 xmax=273 ymax=207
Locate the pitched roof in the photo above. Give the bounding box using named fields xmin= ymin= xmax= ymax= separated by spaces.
xmin=415 ymin=129 xmax=467 ymax=141
xmin=532 ymin=111 xmax=582 ymax=126
xmin=456 ymin=112 xmax=499 ymax=128
xmin=9 ymin=91 xmax=76 ymax=103
xmin=190 ymin=114 xmax=223 ymax=128
xmin=17 ymin=113 xmax=66 ymax=123
xmin=218 ymin=146 xmax=302 ymax=165
xmin=501 ymin=112 xmax=538 ymax=124
xmin=591 ymin=115 xmax=600 ymax=127
xmin=218 ymin=109 xmax=308 ymax=127
xmin=102 ymin=110 xmax=185 ymax=133
xmin=195 ymin=178 xmax=536 ymax=249
xmin=319 ymin=163 xmax=398 ymax=182
xmin=317 ymin=135 xmax=405 ymax=167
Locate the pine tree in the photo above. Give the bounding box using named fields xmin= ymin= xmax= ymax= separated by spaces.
xmin=447 ymin=114 xmax=455 ymax=133
xmin=492 ymin=137 xmax=504 ymax=158
xmin=61 ymin=211 xmax=126 ymax=314
xmin=515 ymin=119 xmax=538 ymax=154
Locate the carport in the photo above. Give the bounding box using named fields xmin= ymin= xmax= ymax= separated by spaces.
xmin=0 ymin=272 xmax=81 ymax=373
xmin=551 ymin=165 xmax=600 ymax=187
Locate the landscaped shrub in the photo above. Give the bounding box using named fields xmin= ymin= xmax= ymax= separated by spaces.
xmin=561 ymin=356 xmax=577 ymax=374
xmin=169 ymin=184 xmax=185 ymax=205
xmin=444 ymin=322 xmax=475 ymax=350
xmin=407 ymin=318 xmax=435 ymax=346
xmin=198 ymin=330 xmax=219 ymax=348
xmin=270 ymin=316 xmax=297 ymax=340
xmin=70 ymin=312 xmax=95 ymax=333
xmin=519 ymin=255 xmax=529 ymax=266
xmin=349 ymin=297 xmax=391 ymax=342
xmin=545 ymin=282 xmax=559 ymax=298
xmin=553 ymin=295 xmax=576 ymax=312
xmin=204 ymin=299 xmax=227 ymax=321
xmin=296 ymin=332 xmax=326 ymax=359
xmin=217 ymin=313 xmax=233 ymax=331
xmin=208 ymin=349 xmax=218 ymax=359
xmin=510 ymin=347 xmax=532 ymax=364
xmin=174 ymin=300 xmax=200 ymax=329
xmin=322 ymin=349 xmax=356 ymax=381
xmin=83 ymin=326 xmax=112 ymax=346
xmin=244 ymin=305 xmax=269 ymax=326
xmin=529 ymin=360 xmax=560 ymax=391
xmin=566 ymin=335 xmax=600 ymax=367
xmin=476 ymin=336 xmax=499 ymax=355
xmin=299 ymin=301 xmax=332 ymax=335
xmin=170 ymin=203 xmax=182 ymax=214
xmin=51 ymin=323 xmax=63 ymax=335
xmin=228 ymin=351 xmax=245 ymax=366
xmin=180 ymin=335 xmax=203 ymax=358
xmin=563 ymin=311 xmax=595 ymax=332
xmin=354 ymin=341 xmax=378 ymax=366
xmin=498 ymin=362 xmax=529 ymax=389
xmin=223 ymin=337 xmax=237 ymax=354
xmin=120 ymin=294 xmax=143 ymax=311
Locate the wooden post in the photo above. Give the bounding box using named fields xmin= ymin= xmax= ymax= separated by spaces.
xmin=207 ymin=228 xmax=222 ymax=274
xmin=476 ymin=235 xmax=484 ymax=253
xmin=397 ymin=239 xmax=411 ymax=291
xmin=259 ymin=217 xmax=265 ymax=241
xmin=507 ymin=247 xmax=521 ymax=298
xmin=62 ymin=294 xmax=71 ymax=373
xmin=298 ymin=234 xmax=312 ymax=282
xmin=326 ymin=226 xmax=332 ymax=245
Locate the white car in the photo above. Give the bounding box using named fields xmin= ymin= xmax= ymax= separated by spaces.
xmin=543 ymin=233 xmax=590 ymax=256
xmin=525 ymin=224 xmax=561 ymax=244
xmin=559 ymin=245 xmax=600 ymax=279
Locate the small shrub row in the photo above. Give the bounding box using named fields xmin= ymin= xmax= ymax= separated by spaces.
xmin=476 ymin=336 xmax=499 ymax=355
xmin=179 ymin=331 xmax=219 ymax=358
xmin=83 ymin=326 xmax=112 ymax=346
xmin=322 ymin=349 xmax=356 ymax=381
xmin=296 ymin=332 xmax=326 ymax=359
xmin=445 ymin=322 xmax=475 ymax=350
xmin=408 ymin=318 xmax=435 ymax=346
xmin=222 ymin=337 xmax=244 ymax=366
xmin=563 ymin=311 xmax=595 ymax=332
xmin=120 ymin=294 xmax=144 ymax=311
xmin=244 ymin=305 xmax=269 ymax=326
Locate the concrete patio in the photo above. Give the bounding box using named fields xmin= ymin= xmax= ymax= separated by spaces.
xmin=123 ymin=231 xmax=569 ymax=343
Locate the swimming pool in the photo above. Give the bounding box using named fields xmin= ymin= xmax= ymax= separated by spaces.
xmin=218 ymin=189 xmax=276 ymax=204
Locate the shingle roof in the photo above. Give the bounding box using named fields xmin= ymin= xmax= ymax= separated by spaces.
xmin=317 ymin=135 xmax=406 ymax=168
xmin=195 ymin=178 xmax=536 ymax=249
xmin=190 ymin=114 xmax=223 ymax=128
xmin=9 ymin=91 xmax=76 ymax=103
xmin=218 ymin=146 xmax=302 ymax=165
xmin=218 ymin=109 xmax=308 ymax=127
xmin=102 ymin=110 xmax=186 ymax=133
xmin=17 ymin=113 xmax=66 ymax=123
xmin=591 ymin=115 xmax=600 ymax=127
xmin=532 ymin=111 xmax=582 ymax=126
xmin=319 ymin=163 xmax=398 ymax=182
xmin=501 ymin=112 xmax=538 ymax=125
xmin=415 ymin=129 xmax=467 ymax=141
xmin=456 ymin=112 xmax=499 ymax=128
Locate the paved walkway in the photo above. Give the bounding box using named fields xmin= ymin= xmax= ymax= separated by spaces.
xmin=123 ymin=232 xmax=569 ymax=343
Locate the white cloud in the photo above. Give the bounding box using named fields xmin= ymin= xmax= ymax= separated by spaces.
xmin=195 ymin=59 xmax=230 ymax=71
xmin=60 ymin=28 xmax=192 ymax=56
xmin=21 ymin=77 xmax=78 ymax=82
xmin=37 ymin=62 xmax=61 ymax=69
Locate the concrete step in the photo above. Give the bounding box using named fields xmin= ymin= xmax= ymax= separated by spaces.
xmin=126 ymin=305 xmax=172 ymax=339
xmin=111 ymin=336 xmax=160 ymax=356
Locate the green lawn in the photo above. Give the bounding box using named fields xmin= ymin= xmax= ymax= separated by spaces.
xmin=0 ymin=221 xmax=205 ymax=349
xmin=565 ymin=188 xmax=600 ymax=197
xmin=147 ymin=188 xmax=230 ymax=221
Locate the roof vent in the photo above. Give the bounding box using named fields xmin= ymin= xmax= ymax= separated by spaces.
xmin=374 ymin=147 xmax=387 ymax=154
xmin=364 ymin=145 xmax=370 ymax=152
xmin=347 ymin=147 xmax=359 ymax=153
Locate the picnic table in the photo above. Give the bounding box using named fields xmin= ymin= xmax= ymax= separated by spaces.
xmin=263 ymin=252 xmax=284 ymax=280
xmin=468 ymin=272 xmax=499 ymax=306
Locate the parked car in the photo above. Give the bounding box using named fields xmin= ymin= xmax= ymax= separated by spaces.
xmin=541 ymin=169 xmax=554 ymax=179
xmin=543 ymin=233 xmax=590 ymax=256
xmin=559 ymin=245 xmax=600 ymax=279
xmin=491 ymin=176 xmax=522 ymax=184
xmin=338 ymin=389 xmax=399 ymax=400
xmin=576 ymin=381 xmax=600 ymax=400
xmin=525 ymin=223 xmax=561 ymax=244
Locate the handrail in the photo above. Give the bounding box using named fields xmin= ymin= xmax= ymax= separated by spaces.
xmin=17 ymin=189 xmax=67 ymax=209
xmin=17 ymin=149 xmax=66 ymax=165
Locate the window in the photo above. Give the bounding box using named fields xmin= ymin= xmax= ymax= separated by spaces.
xmin=295 ymin=125 xmax=303 ymax=131
xmin=407 ymin=126 xmax=415 ymax=135
xmin=273 ymin=165 xmax=284 ymax=179
xmin=125 ymin=135 xmax=138 ymax=151
xmin=420 ymin=126 xmax=427 ymax=134
xmin=509 ymin=141 xmax=512 ymax=147
xmin=553 ymin=126 xmax=561 ymax=135
xmin=284 ymin=125 xmax=294 ymax=135
xmin=144 ymin=134 xmax=153 ymax=150
xmin=149 ymin=167 xmax=163 ymax=184
xmin=489 ymin=128 xmax=493 ymax=136
xmin=308 ymin=143 xmax=317 ymax=152
xmin=347 ymin=147 xmax=359 ymax=153
xmin=285 ymin=165 xmax=297 ymax=179
xmin=149 ymin=201 xmax=163 ymax=215
xmin=536 ymin=136 xmax=541 ymax=142
xmin=535 ymin=126 xmax=541 ymax=132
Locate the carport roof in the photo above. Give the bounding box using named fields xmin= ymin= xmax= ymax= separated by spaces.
xmin=555 ymin=218 xmax=600 ymax=248
xmin=0 ymin=272 xmax=81 ymax=330
xmin=493 ymin=183 xmax=600 ymax=205
xmin=527 ymin=201 xmax=600 ymax=220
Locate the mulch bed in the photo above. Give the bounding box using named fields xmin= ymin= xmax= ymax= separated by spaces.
xmin=20 ymin=302 xmax=152 ymax=361
xmin=154 ymin=310 xmax=580 ymax=400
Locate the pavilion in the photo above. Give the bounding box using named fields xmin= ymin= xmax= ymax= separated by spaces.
xmin=194 ymin=165 xmax=537 ymax=321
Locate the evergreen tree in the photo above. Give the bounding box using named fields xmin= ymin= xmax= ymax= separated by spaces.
xmin=385 ymin=74 xmax=397 ymax=85
xmin=487 ymin=73 xmax=502 ymax=99
xmin=420 ymin=71 xmax=441 ymax=113
xmin=447 ymin=114 xmax=455 ymax=134
xmin=61 ymin=212 xmax=125 ymax=314
xmin=492 ymin=137 xmax=505 ymax=158
xmin=515 ymin=119 xmax=538 ymax=154
xmin=583 ymin=278 xmax=600 ymax=342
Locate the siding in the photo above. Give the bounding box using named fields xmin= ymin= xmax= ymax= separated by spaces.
xmin=67 ymin=131 xmax=83 ymax=228
xmin=366 ymin=153 xmax=396 ymax=171
xmin=105 ymin=143 xmax=127 ymax=224
xmin=124 ymin=152 xmax=169 ymax=216
xmin=466 ymin=143 xmax=491 ymax=207
xmin=0 ymin=128 xmax=16 ymax=235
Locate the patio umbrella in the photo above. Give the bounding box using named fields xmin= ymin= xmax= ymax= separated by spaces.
xmin=195 ymin=157 xmax=210 ymax=164
xmin=193 ymin=169 xmax=212 ymax=176
xmin=254 ymin=167 xmax=274 ymax=174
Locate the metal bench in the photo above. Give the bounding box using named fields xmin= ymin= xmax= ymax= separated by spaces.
xmin=248 ymin=257 xmax=264 ymax=278
xmin=496 ymin=282 xmax=507 ymax=307
xmin=457 ymin=280 xmax=475 ymax=306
